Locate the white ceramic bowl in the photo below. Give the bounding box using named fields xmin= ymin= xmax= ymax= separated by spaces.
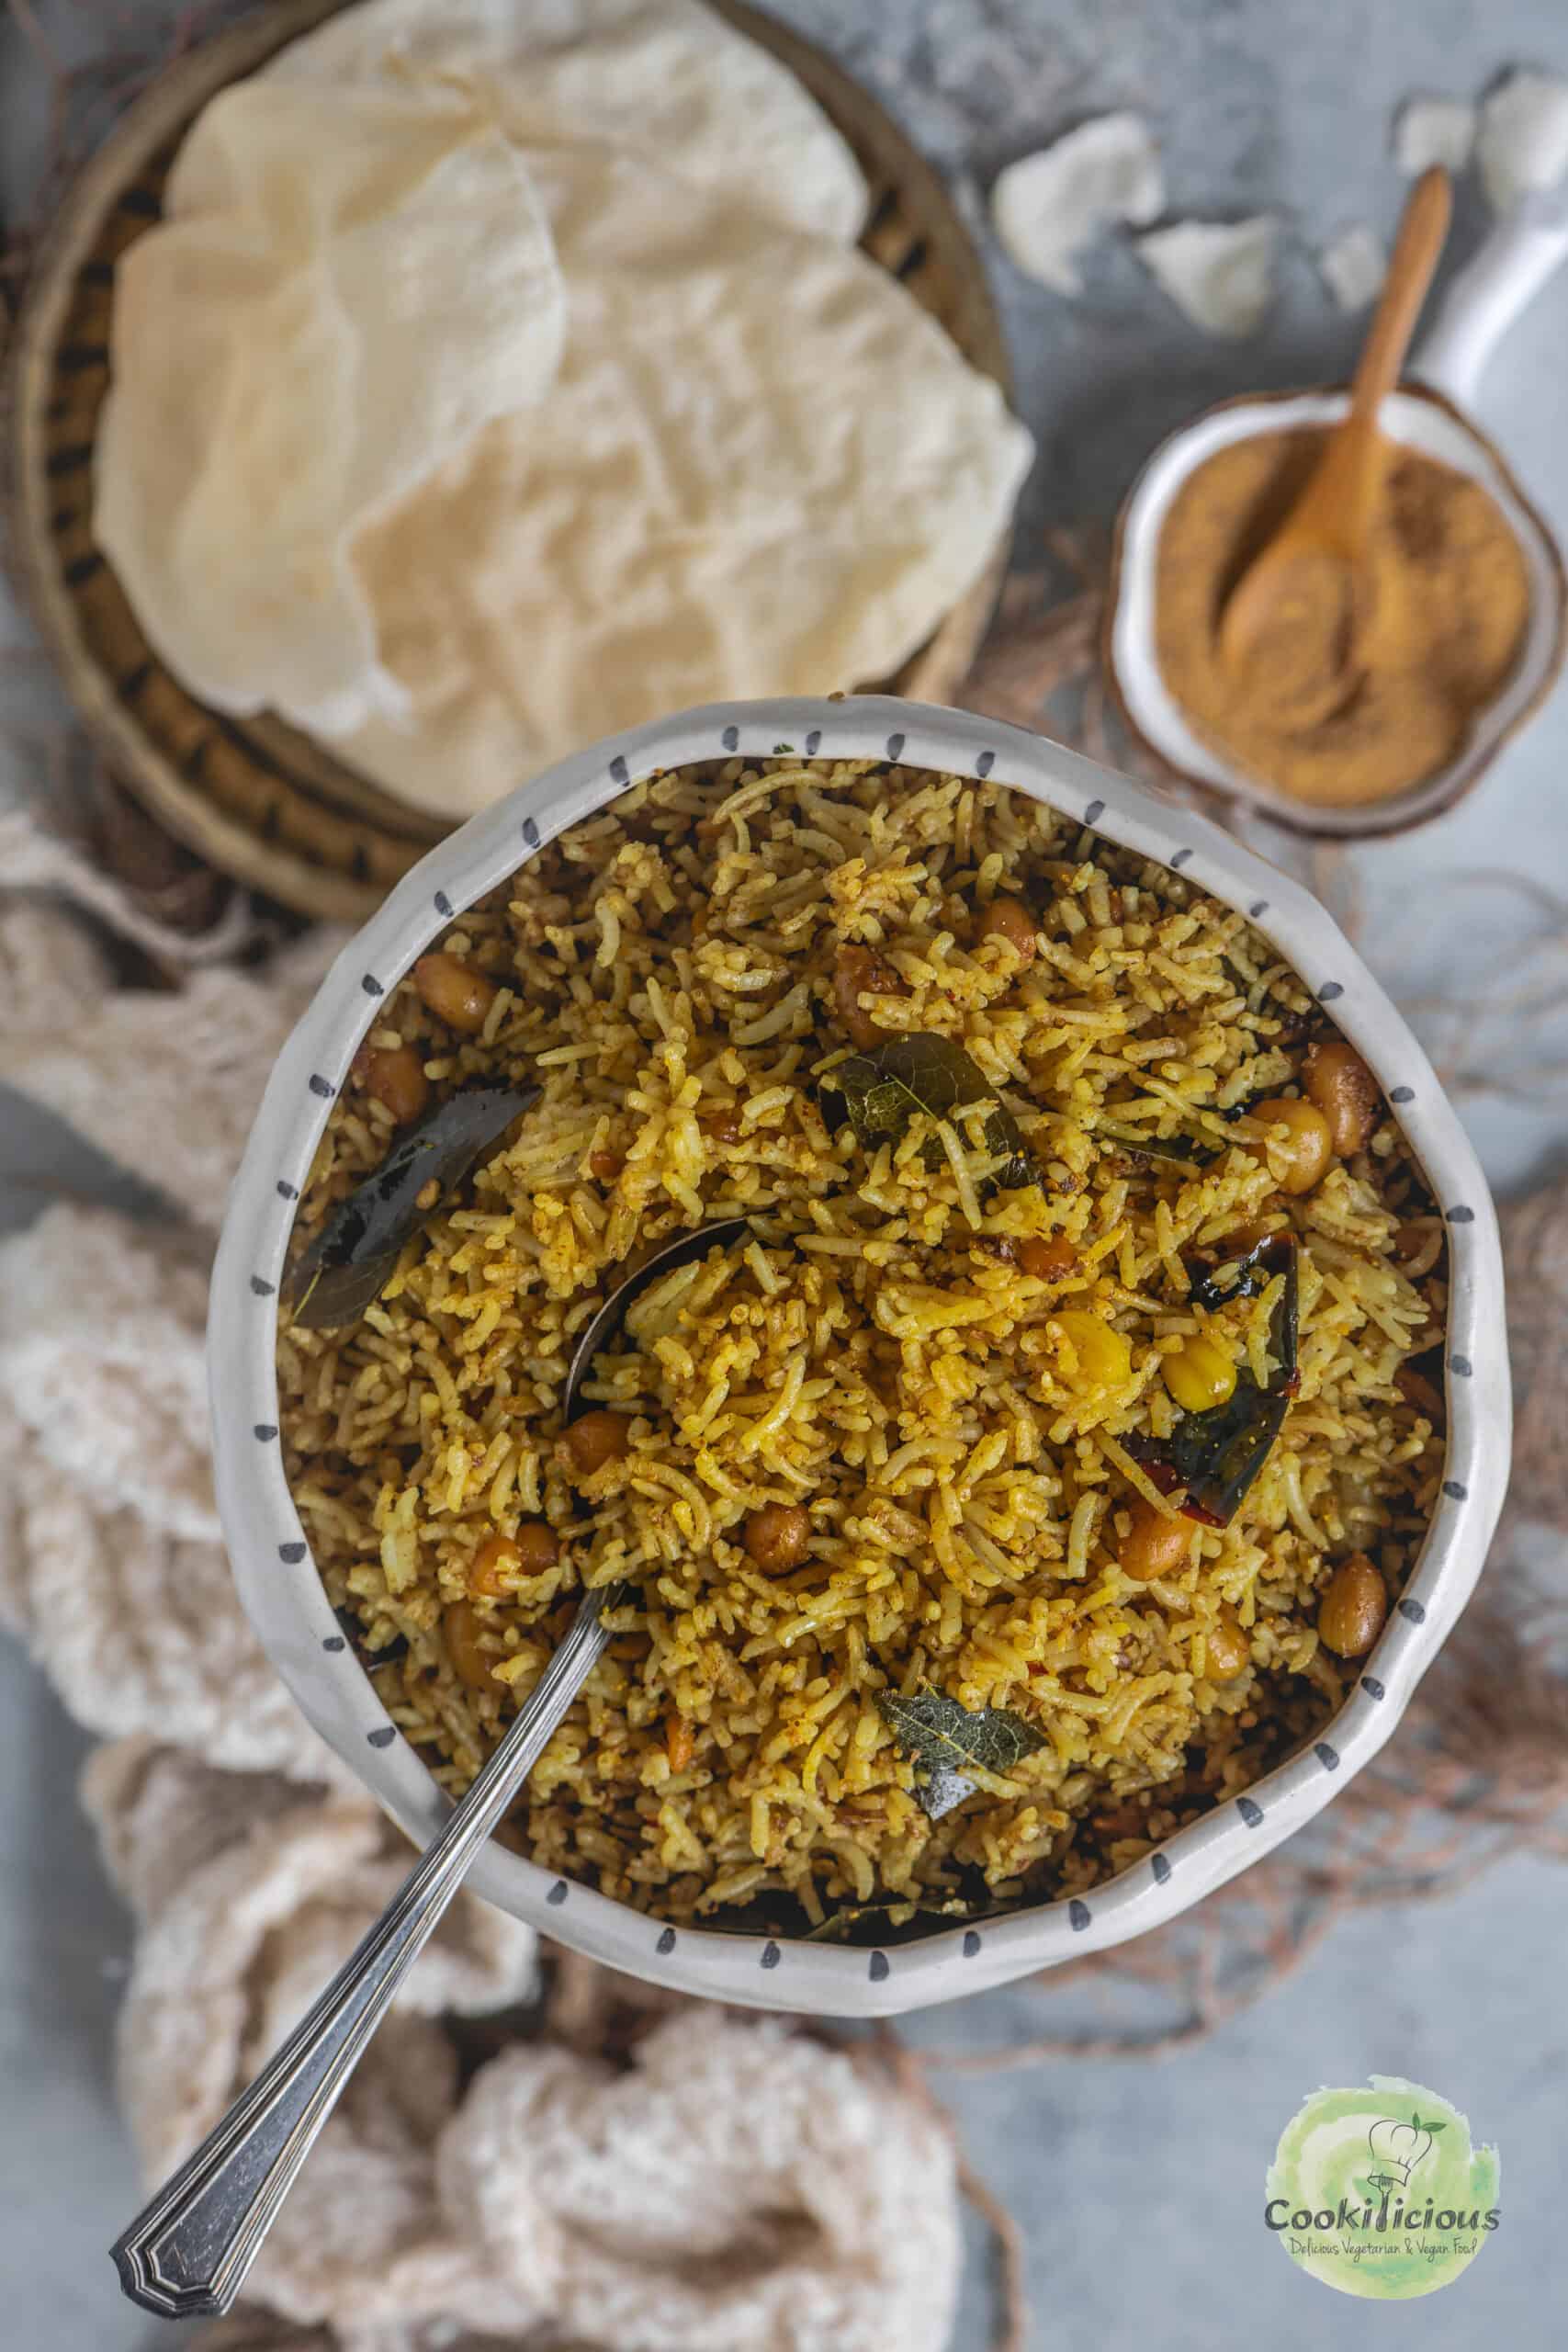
xmin=1105 ymin=381 xmax=1566 ymax=839
xmin=210 ymin=695 xmax=1509 ymax=2018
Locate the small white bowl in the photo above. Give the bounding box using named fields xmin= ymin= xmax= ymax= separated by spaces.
xmin=209 ymin=695 xmax=1509 ymax=2018
xmin=1106 ymin=197 xmax=1568 ymax=838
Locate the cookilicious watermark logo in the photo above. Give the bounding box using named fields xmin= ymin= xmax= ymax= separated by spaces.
xmin=1265 ymin=2076 xmax=1500 ymax=2299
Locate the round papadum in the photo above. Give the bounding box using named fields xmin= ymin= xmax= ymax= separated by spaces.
xmin=93 ymin=79 xmax=564 ymax=734
xmin=261 ymin=0 xmax=868 ymax=243
xmin=327 ymin=142 xmax=1033 ymax=815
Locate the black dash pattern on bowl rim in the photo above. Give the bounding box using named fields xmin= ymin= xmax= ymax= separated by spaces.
xmin=805 ymin=729 xmax=821 ymax=755
xmin=434 ymin=890 xmax=453 ymax=918
xmin=253 ymin=1423 xmax=277 ymax=1442
xmin=1236 ymin=1795 xmax=1265 ymax=1828
xmin=250 ymin=1274 xmax=275 ymax=1296
xmin=276 ymin=1179 xmax=299 ymax=1201
xmin=1067 ymin=1898 xmax=1091 ymax=1932
xmin=886 ymin=731 xmax=906 ymax=762
xmin=721 ymin=725 xmax=739 ymax=752
xmin=367 ymin=1725 xmax=396 ymax=1749
xmin=278 ymin=1541 xmax=307 ymax=1565
xmin=1248 ymin=899 xmax=1269 ymax=919
xmin=1361 ymin=1674 xmax=1386 ymax=1700
xmin=547 ymin=1879 xmax=569 ymax=1905
xmin=308 ymin=1074 xmax=333 ymax=1100
xmin=976 ymin=749 xmax=995 ymax=776
xmin=609 ymin=753 xmax=630 ymax=786
xmin=360 ymin=974 xmax=383 ymax=997
xmin=1443 ymin=1478 xmax=1469 ymax=1501
xmin=521 ymin=816 xmax=540 ymax=849
xmin=868 ymin=1950 xmax=891 ymax=1982
xmin=761 ymin=1940 xmax=782 ymax=1970
xmin=656 ymin=1927 xmax=676 ymax=1955
xmin=1447 ymin=1204 xmax=1475 ymax=1225
xmin=1450 ymin=1354 xmax=1472 ymax=1378
xmin=1083 ymin=797 xmax=1104 ymax=825
xmin=1389 ymin=1085 xmax=1415 ymax=1104
xmin=962 ymin=1929 xmax=982 ymax=1957
xmin=321 ymin=1634 xmax=346 ymax=1653
xmin=1314 ymin=1741 xmax=1340 ymax=1772
xmin=1150 ymin=1851 xmax=1172 ymax=1885
xmin=1399 ymin=1597 xmax=1427 ymax=1624
xmin=1169 ymin=847 xmax=1192 ymax=869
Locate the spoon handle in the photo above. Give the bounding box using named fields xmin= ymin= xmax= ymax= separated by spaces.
xmin=1320 ymin=166 xmax=1451 ymax=522
xmin=110 ymin=1589 xmax=619 ymax=2319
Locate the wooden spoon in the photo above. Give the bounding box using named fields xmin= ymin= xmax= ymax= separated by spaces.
xmin=1218 ymin=166 xmax=1452 ymax=704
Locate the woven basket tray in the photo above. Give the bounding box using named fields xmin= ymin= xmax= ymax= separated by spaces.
xmin=6 ymin=0 xmax=1015 ymax=920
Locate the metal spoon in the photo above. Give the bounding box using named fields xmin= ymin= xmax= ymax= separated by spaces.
xmin=111 ymin=1216 xmax=748 ymax=2319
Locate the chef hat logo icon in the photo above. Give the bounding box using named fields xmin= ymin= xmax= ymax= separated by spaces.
xmin=1367 ymin=2110 xmax=1443 ymax=2188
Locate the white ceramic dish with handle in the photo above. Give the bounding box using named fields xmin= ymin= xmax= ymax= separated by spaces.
xmin=209 ymin=695 xmax=1508 ymax=2018
xmin=1106 ymin=192 xmax=1568 ymax=837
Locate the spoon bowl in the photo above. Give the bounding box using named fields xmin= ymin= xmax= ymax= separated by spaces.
xmin=1106 ymin=194 xmax=1568 ymax=837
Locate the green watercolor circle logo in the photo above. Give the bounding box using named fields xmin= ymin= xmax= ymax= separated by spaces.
xmin=1265 ymin=2076 xmax=1500 ymax=2299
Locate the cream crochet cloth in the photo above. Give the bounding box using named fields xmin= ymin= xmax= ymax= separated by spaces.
xmin=0 ymin=839 xmax=962 ymax=2352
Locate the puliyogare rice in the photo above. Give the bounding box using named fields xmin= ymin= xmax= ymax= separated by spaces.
xmin=277 ymin=755 xmax=1445 ymax=1933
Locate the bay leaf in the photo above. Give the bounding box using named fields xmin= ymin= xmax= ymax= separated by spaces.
xmin=878 ymin=1689 xmax=1045 ymax=1821
xmin=285 ymin=1082 xmax=537 ymax=1329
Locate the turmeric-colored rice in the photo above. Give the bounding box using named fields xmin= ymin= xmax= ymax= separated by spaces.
xmin=277 ymin=756 xmax=1445 ymax=1931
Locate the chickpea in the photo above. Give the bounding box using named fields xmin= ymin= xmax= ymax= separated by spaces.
xmin=1317 ymin=1553 xmax=1388 ymax=1658
xmin=445 ymin=1600 xmax=500 ymax=1693
xmin=471 ymin=1520 xmax=562 ymax=1594
xmin=514 ymin=1520 xmax=560 ymax=1575
xmin=363 ymin=1045 xmax=429 ymax=1125
xmin=468 ymin=1532 xmax=521 ymax=1598
xmin=666 ymin=1714 xmax=695 ymax=1773
xmin=1120 ymin=1498 xmax=1194 ymax=1583
xmin=743 ymin=1503 xmax=812 ymax=1573
xmin=1051 ymin=1309 xmax=1132 ymax=1391
xmin=1203 ymin=1606 xmax=1251 ymax=1681
xmin=414 ymin=953 xmax=498 ymax=1035
xmin=1163 ymin=1334 xmax=1237 ymax=1415
xmin=1303 ymin=1040 xmax=1382 ymax=1156
xmin=833 ymin=944 xmax=907 ymax=1048
xmin=1250 ymin=1097 xmax=1333 ymax=1195
xmin=589 ymin=1149 xmax=623 ymax=1182
xmin=978 ymin=896 xmax=1037 ymax=963
xmin=1018 ymin=1235 xmax=1077 ymax=1282
xmin=565 ymin=1410 xmax=630 ymax=1478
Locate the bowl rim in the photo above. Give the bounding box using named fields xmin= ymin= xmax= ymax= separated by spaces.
xmin=209 ymin=693 xmax=1510 ymax=2018
xmin=1102 ymin=379 xmax=1568 ymax=841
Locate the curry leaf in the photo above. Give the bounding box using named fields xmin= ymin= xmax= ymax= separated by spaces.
xmin=284 ymin=1083 xmax=538 ymax=1329
xmin=879 ymin=1690 xmax=1045 ymax=1820
xmin=1164 ymin=1376 xmax=1290 ymax=1527
xmin=823 ymin=1032 xmax=1035 ymax=1188
xmin=1189 ymin=1232 xmax=1299 ymax=1395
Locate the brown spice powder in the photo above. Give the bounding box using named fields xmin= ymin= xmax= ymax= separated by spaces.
xmin=1155 ymin=428 xmax=1532 ymax=807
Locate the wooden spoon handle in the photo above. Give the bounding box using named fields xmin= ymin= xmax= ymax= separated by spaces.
xmin=1349 ymin=166 xmax=1453 ymax=416
xmin=1324 ymin=166 xmax=1452 ymax=526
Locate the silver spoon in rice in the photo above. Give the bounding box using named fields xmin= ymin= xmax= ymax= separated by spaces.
xmin=111 ymin=1217 xmax=749 ymax=2320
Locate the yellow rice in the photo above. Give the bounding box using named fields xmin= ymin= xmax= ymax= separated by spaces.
xmin=277 ymin=756 xmax=1445 ymax=1930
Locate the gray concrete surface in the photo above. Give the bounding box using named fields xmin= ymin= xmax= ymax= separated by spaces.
xmin=3 ymin=3 xmax=1567 ymax=2346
